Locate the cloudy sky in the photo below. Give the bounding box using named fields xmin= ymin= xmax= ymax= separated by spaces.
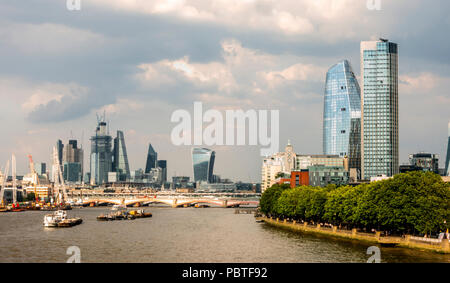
xmin=1 ymin=0 xmax=449 ymax=181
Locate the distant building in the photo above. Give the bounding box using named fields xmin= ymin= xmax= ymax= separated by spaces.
xmin=261 ymin=141 xmax=296 ymax=193
xmin=145 ymin=144 xmax=157 ymax=174
xmin=63 ymin=139 xmax=83 ymax=183
xmin=112 ymin=130 xmax=130 ymax=181
xmin=361 ymin=39 xmax=399 ymax=179
xmin=445 ymin=122 xmax=450 ymax=176
xmin=35 ymin=163 xmax=46 ymax=176
xmin=172 ymin=176 xmax=191 ymax=189
xmin=51 ymin=140 xmax=64 ymax=182
xmin=156 ymin=160 xmax=167 ymax=183
xmin=108 ymin=172 xmax=118 ymax=183
xmin=197 ymin=182 xmax=237 ymax=192
xmin=323 ymin=60 xmax=361 ymax=176
xmin=90 ymin=120 xmax=113 ymax=185
xmin=408 ymin=153 xmax=439 ymax=174
xmin=309 ymin=165 xmax=349 ymax=187
xmin=399 ymin=165 xmax=424 ymax=173
xmin=295 ymin=154 xmax=345 ymax=170
xmin=130 ymin=169 xmax=144 ymax=183
xmin=63 ymin=162 xmax=82 ymax=183
xmin=192 ymin=148 xmax=215 ymax=183
xmin=290 ymin=170 xmax=309 ymax=188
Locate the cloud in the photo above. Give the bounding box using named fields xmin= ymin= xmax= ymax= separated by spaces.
xmin=89 ymin=0 xmax=376 ymax=37
xmin=135 ymin=39 xmax=326 ymax=108
xmin=0 ymin=22 xmax=108 ymax=55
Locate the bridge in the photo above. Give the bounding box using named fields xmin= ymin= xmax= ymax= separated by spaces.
xmin=72 ymin=196 xmax=259 ymax=208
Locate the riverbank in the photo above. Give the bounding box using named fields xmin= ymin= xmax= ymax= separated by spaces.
xmin=258 ymin=217 xmax=450 ymax=254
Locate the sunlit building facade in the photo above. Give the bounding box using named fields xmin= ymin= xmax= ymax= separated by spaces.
xmin=90 ymin=121 xmax=113 ymax=185
xmin=361 ymin=39 xmax=399 ymax=179
xmin=323 ymin=60 xmax=361 ymax=175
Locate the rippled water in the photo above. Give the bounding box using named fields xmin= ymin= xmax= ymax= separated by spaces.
xmin=0 ymin=207 xmax=448 ymax=263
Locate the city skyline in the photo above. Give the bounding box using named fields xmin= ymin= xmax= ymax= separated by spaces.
xmin=1 ymin=1 xmax=449 ymax=182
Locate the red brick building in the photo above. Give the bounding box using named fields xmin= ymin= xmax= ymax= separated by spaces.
xmin=290 ymin=170 xmax=309 ymax=188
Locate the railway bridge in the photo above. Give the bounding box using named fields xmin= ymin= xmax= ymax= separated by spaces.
xmin=72 ymin=196 xmax=259 ymax=208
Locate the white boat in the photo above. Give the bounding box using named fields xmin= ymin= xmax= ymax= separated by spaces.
xmin=43 ymin=210 xmax=67 ymax=227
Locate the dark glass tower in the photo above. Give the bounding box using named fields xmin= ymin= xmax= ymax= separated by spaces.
xmin=323 ymin=60 xmax=361 ymax=174
xmin=145 ymin=144 xmax=157 ymax=174
xmin=192 ymin=148 xmax=215 ymax=183
xmin=113 ymin=130 xmax=130 ymax=181
xmin=90 ymin=120 xmax=112 ymax=185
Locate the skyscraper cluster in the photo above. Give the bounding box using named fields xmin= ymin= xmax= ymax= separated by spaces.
xmin=325 ymin=38 xmax=399 ymax=180
xmin=262 ymin=38 xmax=401 ymax=191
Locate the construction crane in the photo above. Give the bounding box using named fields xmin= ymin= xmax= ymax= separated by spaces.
xmin=0 ymin=160 xmax=10 ymax=207
xmin=12 ymin=154 xmax=16 ymax=205
xmin=52 ymin=146 xmax=68 ymax=205
xmin=27 ymin=155 xmax=40 ymax=202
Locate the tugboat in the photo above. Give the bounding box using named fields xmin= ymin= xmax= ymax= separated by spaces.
xmin=43 ymin=210 xmax=82 ymax=228
xmin=130 ymin=209 xmax=152 ymax=218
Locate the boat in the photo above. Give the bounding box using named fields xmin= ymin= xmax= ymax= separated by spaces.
xmin=129 ymin=209 xmax=152 ymax=218
xmin=43 ymin=210 xmax=82 ymax=228
xmin=111 ymin=204 xmax=127 ymax=211
xmin=97 ymin=209 xmax=151 ymax=221
xmin=96 ymin=214 xmax=108 ymax=221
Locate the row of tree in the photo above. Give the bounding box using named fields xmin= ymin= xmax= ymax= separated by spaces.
xmin=260 ymin=171 xmax=450 ymax=235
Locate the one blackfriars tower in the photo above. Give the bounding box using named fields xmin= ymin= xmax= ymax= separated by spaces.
xmin=323 ymin=60 xmax=361 ymax=175
xmin=360 ymin=39 xmax=399 ymax=179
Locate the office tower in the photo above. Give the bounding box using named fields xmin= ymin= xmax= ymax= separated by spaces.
xmin=112 ymin=130 xmax=130 ymax=181
xmin=445 ymin=122 xmax=450 ymax=176
xmin=192 ymin=148 xmax=215 ymax=183
xmin=62 ymin=139 xmax=84 ymax=183
xmin=157 ymin=160 xmax=167 ymax=183
xmin=145 ymin=144 xmax=157 ymax=174
xmin=323 ymin=60 xmax=361 ymax=175
xmin=35 ymin=163 xmax=46 ymax=175
xmin=360 ymin=39 xmax=399 ymax=179
xmin=90 ymin=120 xmax=112 ymax=185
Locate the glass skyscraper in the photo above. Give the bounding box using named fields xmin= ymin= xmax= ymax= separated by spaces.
xmin=113 ymin=130 xmax=130 ymax=181
xmin=360 ymin=39 xmax=399 ymax=179
xmin=145 ymin=144 xmax=157 ymax=174
xmin=90 ymin=121 xmax=112 ymax=185
xmin=192 ymin=148 xmax=215 ymax=183
xmin=323 ymin=60 xmax=361 ymax=173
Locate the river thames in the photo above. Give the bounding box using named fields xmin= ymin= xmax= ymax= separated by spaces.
xmin=0 ymin=207 xmax=448 ymax=263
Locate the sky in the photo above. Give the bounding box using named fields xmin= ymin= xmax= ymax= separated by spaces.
xmin=0 ymin=0 xmax=449 ymax=182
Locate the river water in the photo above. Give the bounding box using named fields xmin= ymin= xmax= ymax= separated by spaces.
xmin=0 ymin=207 xmax=448 ymax=263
